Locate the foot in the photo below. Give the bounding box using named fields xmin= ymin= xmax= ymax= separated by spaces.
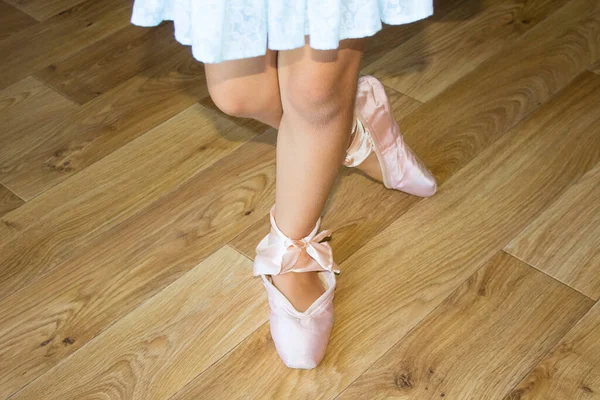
xmin=352 ymin=148 xmax=384 ymax=183
xmin=345 ymin=75 xmax=437 ymax=197
xmin=254 ymin=206 xmax=339 ymax=369
xmin=271 ymin=271 xmax=325 ymax=312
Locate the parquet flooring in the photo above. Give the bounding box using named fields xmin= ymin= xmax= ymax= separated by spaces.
xmin=1 ymin=0 xmax=599 ymax=399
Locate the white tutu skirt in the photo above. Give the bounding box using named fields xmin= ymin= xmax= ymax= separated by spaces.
xmin=131 ymin=0 xmax=433 ymax=63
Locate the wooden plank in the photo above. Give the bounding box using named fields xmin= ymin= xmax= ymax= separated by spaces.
xmin=0 ymin=130 xmax=277 ymax=399
xmin=230 ymin=88 xmax=422 ymax=262
xmin=0 ymin=1 xmax=37 ymax=41
xmin=5 ymin=0 xmax=88 ymax=21
xmin=0 ymin=0 xmax=133 ymax=90
xmin=396 ymin=0 xmax=600 ymax=185
xmin=504 ymin=302 xmax=600 ymax=399
xmin=506 ymin=164 xmax=600 ymax=300
xmin=0 ymin=184 xmax=23 ymax=218
xmin=0 ymin=103 xmax=255 ymax=300
xmin=590 ymin=58 xmax=600 ymax=74
xmin=0 ymin=48 xmax=208 ymax=201
xmin=361 ymin=0 xmax=472 ymax=68
xmin=363 ymin=0 xmax=570 ymax=102
xmin=0 ymin=76 xmax=78 ymax=174
xmin=338 ymin=251 xmax=594 ymax=399
xmin=167 ymin=71 xmax=600 ymax=400
xmin=11 ymin=246 xmax=268 ymax=400
xmin=34 ymin=22 xmax=182 ymax=104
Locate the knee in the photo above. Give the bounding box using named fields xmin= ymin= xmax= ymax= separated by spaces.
xmin=283 ymin=79 xmax=350 ymax=125
xmin=208 ymin=85 xmax=256 ymax=119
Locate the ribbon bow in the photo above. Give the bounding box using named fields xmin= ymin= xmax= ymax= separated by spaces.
xmin=253 ymin=208 xmax=340 ymax=276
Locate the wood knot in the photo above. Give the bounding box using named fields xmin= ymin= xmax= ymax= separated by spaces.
xmin=394 ymin=372 xmax=413 ymax=390
xmin=62 ymin=337 xmax=75 ymax=345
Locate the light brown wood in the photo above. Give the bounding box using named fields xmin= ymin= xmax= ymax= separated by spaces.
xmin=11 ymin=245 xmax=269 ymax=400
xmin=0 ymin=1 xmax=37 ymax=41
xmin=0 ymin=103 xmax=255 ymax=300
xmin=230 ymin=87 xmax=423 ymax=263
xmin=166 ymin=72 xmax=600 ymax=400
xmin=590 ymin=58 xmax=600 ymax=74
xmin=338 ymin=251 xmax=594 ymax=399
xmin=363 ymin=0 xmax=570 ymax=102
xmin=1 ymin=0 xmax=599 ymax=396
xmin=361 ymin=0 xmax=472 ymax=68
xmin=506 ymin=164 xmax=600 ymax=300
xmin=34 ymin=23 xmax=182 ymax=104
xmin=504 ymin=302 xmax=600 ymax=400
xmin=0 ymin=76 xmax=78 ymax=175
xmin=4 ymin=0 xmax=88 ymax=21
xmin=0 ymin=130 xmax=276 ymax=399
xmin=397 ymin=0 xmax=600 ymax=184
xmin=0 ymin=0 xmax=133 ymax=90
xmin=0 ymin=184 xmax=23 ymax=218
xmin=0 ymin=49 xmax=208 ymax=200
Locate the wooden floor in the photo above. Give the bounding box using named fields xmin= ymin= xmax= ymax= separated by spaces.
xmin=1 ymin=0 xmax=599 ymax=398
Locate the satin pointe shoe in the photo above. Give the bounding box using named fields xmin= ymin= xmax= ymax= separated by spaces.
xmin=253 ymin=206 xmax=340 ymax=369
xmin=345 ymin=75 xmax=437 ymax=197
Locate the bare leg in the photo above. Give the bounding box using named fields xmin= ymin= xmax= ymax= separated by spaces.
xmin=204 ymin=49 xmax=283 ymax=128
xmin=271 ymin=38 xmax=366 ymax=311
xmin=205 ymin=48 xmax=384 ymax=184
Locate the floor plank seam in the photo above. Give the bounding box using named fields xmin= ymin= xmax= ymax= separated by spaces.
xmin=166 ymin=318 xmax=268 ymax=400
xmin=498 ymin=296 xmax=597 ymax=399
xmin=6 ymin=244 xmax=252 ymax=399
xmin=332 ymin=249 xmax=497 ymax=400
xmin=501 ymin=249 xmax=595 ymax=301
xmin=31 ymin=71 xmax=87 ymax=106
xmin=0 ymin=126 xmax=259 ymax=303
xmin=2 ymin=0 xmax=42 ymax=23
xmin=381 ymin=82 xmax=424 ymax=109
xmin=0 ymin=181 xmax=26 ymax=203
xmin=226 ymin=243 xmax=256 ymax=264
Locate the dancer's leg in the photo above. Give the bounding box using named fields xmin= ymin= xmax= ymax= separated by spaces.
xmin=272 ymin=38 xmax=366 ymax=311
xmin=205 ymin=49 xmax=283 ymax=128
xmin=205 ymin=47 xmax=385 ymax=185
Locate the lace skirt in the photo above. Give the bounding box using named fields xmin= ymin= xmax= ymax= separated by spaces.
xmin=131 ymin=0 xmax=433 ymax=63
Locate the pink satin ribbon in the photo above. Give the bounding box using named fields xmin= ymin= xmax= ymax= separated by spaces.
xmin=253 ymin=207 xmax=340 ymax=276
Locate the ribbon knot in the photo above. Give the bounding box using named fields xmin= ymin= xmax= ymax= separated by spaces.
xmin=253 ymin=208 xmax=340 ymax=276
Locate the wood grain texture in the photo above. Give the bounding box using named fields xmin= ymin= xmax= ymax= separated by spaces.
xmin=0 ymin=1 xmax=37 ymax=41
xmin=0 ymin=103 xmax=255 ymax=300
xmin=34 ymin=22 xmax=182 ymax=104
xmin=0 ymin=184 xmax=23 ymax=218
xmin=0 ymin=76 xmax=78 ymax=174
xmin=396 ymin=0 xmax=600 ymax=185
xmin=506 ymin=164 xmax=600 ymax=300
xmin=164 ymin=72 xmax=600 ymax=400
xmin=0 ymin=49 xmax=207 ymax=200
xmin=361 ymin=0 xmax=471 ymax=68
xmin=504 ymin=302 xmax=600 ymax=400
xmin=5 ymin=0 xmax=88 ymax=21
xmin=0 ymin=130 xmax=277 ymax=399
xmin=230 ymin=87 xmax=423 ymax=263
xmin=0 ymin=0 xmax=132 ymax=90
xmin=338 ymin=251 xmax=594 ymax=399
xmin=369 ymin=0 xmax=570 ymax=102
xmin=363 ymin=0 xmax=569 ymax=102
xmin=11 ymin=246 xmax=268 ymax=400
xmin=591 ymin=58 xmax=600 ymax=74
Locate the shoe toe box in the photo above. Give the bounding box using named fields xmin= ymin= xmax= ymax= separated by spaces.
xmin=269 ymin=310 xmax=334 ymax=369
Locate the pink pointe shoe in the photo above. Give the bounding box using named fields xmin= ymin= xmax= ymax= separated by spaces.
xmin=345 ymin=75 xmax=437 ymax=197
xmin=253 ymin=206 xmax=339 ymax=369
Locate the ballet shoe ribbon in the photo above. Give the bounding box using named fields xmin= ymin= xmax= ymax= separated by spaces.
xmin=253 ymin=207 xmax=340 ymax=276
